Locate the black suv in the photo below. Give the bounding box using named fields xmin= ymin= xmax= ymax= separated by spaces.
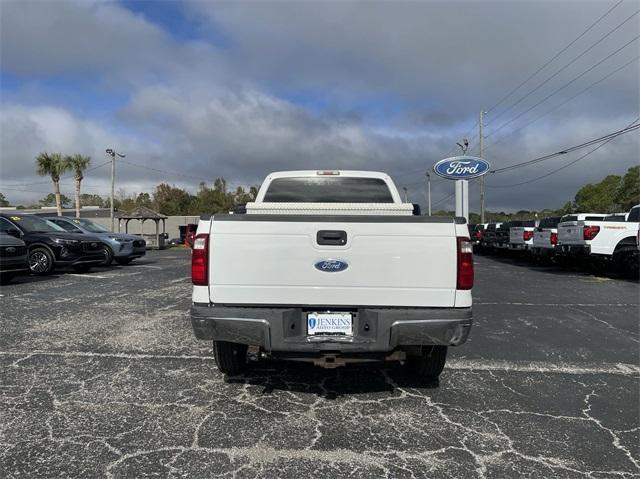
xmin=0 ymin=233 xmax=29 ymax=283
xmin=0 ymin=214 xmax=105 ymax=275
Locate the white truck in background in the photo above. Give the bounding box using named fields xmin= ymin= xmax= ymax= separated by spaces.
xmin=508 ymin=220 xmax=539 ymax=251
xmin=190 ymin=170 xmax=474 ymax=381
xmin=531 ymin=216 xmax=562 ymax=261
xmin=558 ymin=206 xmax=640 ymax=277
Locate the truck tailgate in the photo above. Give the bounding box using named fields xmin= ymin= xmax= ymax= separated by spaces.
xmin=533 ymin=230 xmax=553 ymax=248
xmin=509 ymin=227 xmax=525 ymax=244
xmin=208 ymin=216 xmax=458 ymax=307
xmin=558 ymin=222 xmax=584 ymax=245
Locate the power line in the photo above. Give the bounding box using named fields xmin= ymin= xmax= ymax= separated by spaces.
xmin=488 ymin=7 xmax=638 ymax=125
xmin=119 ymin=159 xmax=210 ymax=183
xmin=485 ymin=0 xmax=625 ymax=115
xmin=486 ymin=34 xmax=640 ymax=139
xmin=485 ymin=55 xmax=639 ymax=150
xmin=118 ymin=159 xmax=257 ymax=192
xmin=0 ymin=160 xmax=111 ymax=188
xmin=487 ymin=116 xmax=640 ymax=188
xmin=430 ymin=178 xmax=482 ymax=208
xmin=491 ymin=122 xmax=640 ymax=174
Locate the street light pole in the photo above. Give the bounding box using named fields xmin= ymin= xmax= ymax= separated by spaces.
xmin=455 ymin=139 xmax=469 ymax=222
xmin=106 ymin=148 xmax=125 ymax=231
xmin=425 ymin=172 xmax=431 ymax=216
xmin=403 ymin=187 xmax=408 ymax=203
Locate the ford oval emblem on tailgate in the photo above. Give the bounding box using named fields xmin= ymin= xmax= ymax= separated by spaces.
xmin=314 ymin=259 xmax=348 ymax=272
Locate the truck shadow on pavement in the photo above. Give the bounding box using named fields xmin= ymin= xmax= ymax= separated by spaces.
xmin=477 ymin=252 xmax=639 ymax=281
xmin=225 ymin=361 xmax=439 ymax=399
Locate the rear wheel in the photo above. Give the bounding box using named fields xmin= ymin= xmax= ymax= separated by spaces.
xmin=613 ymin=250 xmax=639 ymax=279
xmin=115 ymin=257 xmax=132 ymax=266
xmin=213 ymin=341 xmax=248 ymax=375
xmin=28 ymin=247 xmax=54 ymax=275
xmin=406 ymin=346 xmax=447 ymax=381
xmin=102 ymin=246 xmax=114 ymax=266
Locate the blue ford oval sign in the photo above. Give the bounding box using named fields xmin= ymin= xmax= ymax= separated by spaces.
xmin=315 ymin=259 xmax=349 ymax=272
xmin=433 ymin=156 xmax=491 ymax=180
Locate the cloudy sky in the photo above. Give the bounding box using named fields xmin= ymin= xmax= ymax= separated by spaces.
xmin=1 ymin=0 xmax=638 ymax=212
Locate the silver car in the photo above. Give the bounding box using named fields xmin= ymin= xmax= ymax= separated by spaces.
xmin=45 ymin=217 xmax=146 ymax=266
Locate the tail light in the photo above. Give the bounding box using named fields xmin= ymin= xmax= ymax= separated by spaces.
xmin=583 ymin=226 xmax=600 ymax=241
xmin=191 ymin=233 xmax=209 ymax=285
xmin=523 ymin=231 xmax=534 ymax=241
xmin=476 ymin=230 xmax=484 ymax=240
xmin=550 ymin=232 xmax=558 ymax=246
xmin=457 ymin=237 xmax=474 ymax=290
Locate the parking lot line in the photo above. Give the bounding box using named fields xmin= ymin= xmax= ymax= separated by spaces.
xmin=66 ymin=274 xmax=110 ymax=279
xmin=169 ymin=276 xmax=192 ymax=283
xmin=2 ymin=350 xmax=638 ymax=377
xmin=476 ymin=302 xmax=638 ymax=307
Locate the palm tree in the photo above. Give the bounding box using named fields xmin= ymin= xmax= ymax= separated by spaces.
xmin=65 ymin=154 xmax=91 ymax=218
xmin=36 ymin=152 xmax=69 ymax=216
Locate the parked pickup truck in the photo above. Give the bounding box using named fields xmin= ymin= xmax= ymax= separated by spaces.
xmin=531 ymin=216 xmax=562 ymax=260
xmin=190 ymin=170 xmax=473 ymax=380
xmin=558 ymin=207 xmax=639 ymax=277
xmin=508 ymin=220 xmax=539 ymax=251
xmin=479 ymin=222 xmax=502 ymax=252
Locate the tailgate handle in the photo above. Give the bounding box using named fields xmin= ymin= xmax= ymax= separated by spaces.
xmin=317 ymin=230 xmax=347 ymax=246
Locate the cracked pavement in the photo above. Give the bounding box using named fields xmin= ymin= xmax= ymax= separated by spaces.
xmin=0 ymin=250 xmax=638 ymax=478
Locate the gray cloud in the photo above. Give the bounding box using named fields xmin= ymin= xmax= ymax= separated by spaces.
xmin=1 ymin=0 xmax=638 ymax=212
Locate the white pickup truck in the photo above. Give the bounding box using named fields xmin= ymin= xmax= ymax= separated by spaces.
xmin=558 ymin=206 xmax=640 ymax=276
xmin=508 ymin=220 xmax=538 ymax=251
xmin=190 ymin=170 xmax=473 ymax=380
xmin=530 ymin=216 xmax=562 ymax=260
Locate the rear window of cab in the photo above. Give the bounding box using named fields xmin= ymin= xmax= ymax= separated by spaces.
xmin=263 ymin=177 xmax=394 ymax=203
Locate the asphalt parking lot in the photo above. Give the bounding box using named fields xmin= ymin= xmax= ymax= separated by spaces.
xmin=1 ymin=250 xmax=638 ymax=478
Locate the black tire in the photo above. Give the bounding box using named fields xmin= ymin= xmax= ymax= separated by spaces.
xmin=406 ymin=346 xmax=448 ymax=380
xmin=0 ymin=273 xmax=15 ymax=285
xmin=28 ymin=247 xmax=55 ymax=275
xmin=613 ymin=250 xmax=639 ymax=279
xmin=213 ymin=341 xmax=248 ymax=375
xmin=102 ymin=246 xmax=114 ymax=266
xmin=115 ymin=257 xmax=132 ymax=266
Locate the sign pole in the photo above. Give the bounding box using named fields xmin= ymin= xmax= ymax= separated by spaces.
xmin=455 ymin=180 xmax=469 ymax=222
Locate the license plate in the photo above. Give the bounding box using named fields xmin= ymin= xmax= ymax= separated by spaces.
xmin=307 ymin=312 xmax=353 ymax=336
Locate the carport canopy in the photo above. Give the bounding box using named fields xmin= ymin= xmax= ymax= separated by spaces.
xmin=117 ymin=206 xmax=167 ymax=246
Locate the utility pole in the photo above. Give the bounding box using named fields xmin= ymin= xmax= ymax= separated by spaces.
xmin=106 ymin=149 xmax=125 ymax=231
xmin=425 ymin=172 xmax=431 ymax=216
xmin=403 ymin=187 xmax=408 ymax=203
xmin=479 ymin=110 xmax=486 ymax=223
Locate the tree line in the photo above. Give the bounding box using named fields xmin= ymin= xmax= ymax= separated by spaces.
xmin=435 ymin=166 xmax=639 ymax=223
xmin=0 ymin=151 xmax=258 ymax=217
xmin=0 ymin=161 xmax=637 ymax=219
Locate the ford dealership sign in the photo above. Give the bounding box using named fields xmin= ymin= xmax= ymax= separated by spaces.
xmin=433 ymin=156 xmax=491 ymax=180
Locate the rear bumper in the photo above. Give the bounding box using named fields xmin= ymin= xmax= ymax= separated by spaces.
xmin=531 ymin=246 xmax=555 ymax=256
xmin=559 ymin=244 xmax=590 ymax=256
xmin=191 ymin=304 xmax=473 ymax=353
